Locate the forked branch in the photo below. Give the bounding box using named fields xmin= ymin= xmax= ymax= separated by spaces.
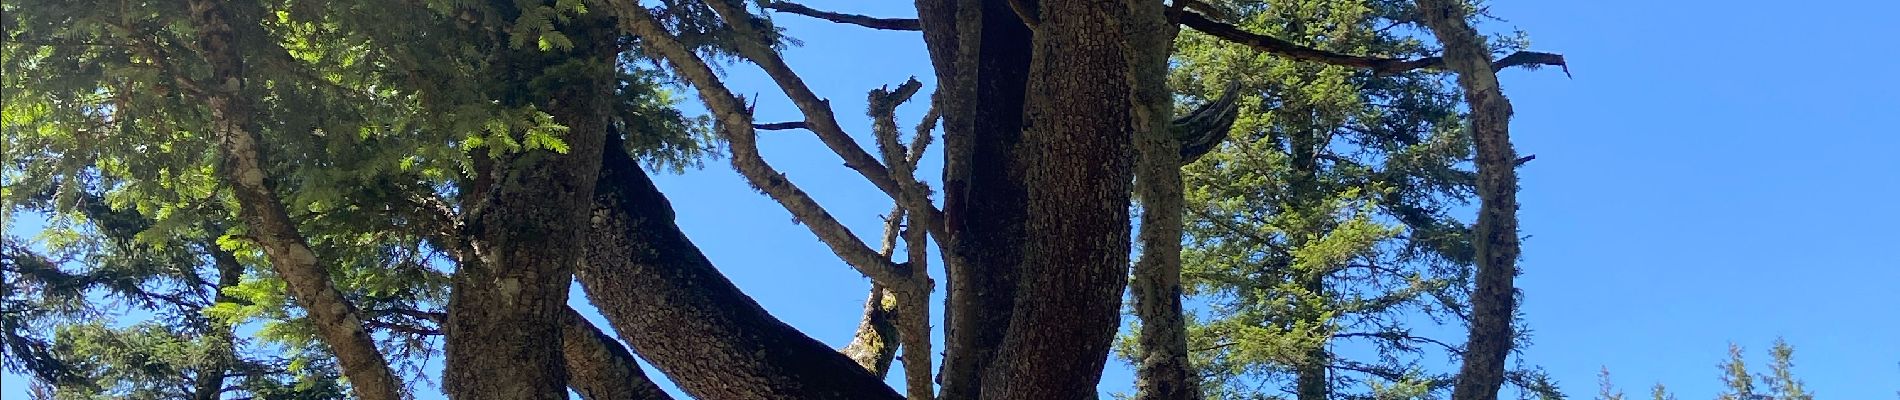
xmin=867 ymin=78 xmax=936 ymax=400
xmin=603 ymin=0 xmax=915 ymax=288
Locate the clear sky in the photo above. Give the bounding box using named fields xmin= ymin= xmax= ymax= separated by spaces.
xmin=6 ymin=0 xmax=1898 ymax=398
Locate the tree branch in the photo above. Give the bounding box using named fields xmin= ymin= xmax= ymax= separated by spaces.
xmin=700 ymin=0 xmax=951 ymax=239
xmin=1176 ymin=11 xmax=1568 ymax=77
xmin=838 ymin=208 xmax=907 ymax=377
xmin=183 ymin=1 xmax=402 ymax=398
xmin=753 ymin=121 xmax=811 ymax=130
xmin=761 ymin=1 xmax=922 ymax=31
xmin=605 ymin=0 xmax=914 ymax=288
xmin=560 ymin=308 xmax=675 ymax=400
xmin=1413 ymin=0 xmax=1531 ymax=398
xmin=868 ymin=78 xmax=935 ymax=400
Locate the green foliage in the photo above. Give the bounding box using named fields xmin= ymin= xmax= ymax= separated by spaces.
xmin=1599 ymin=338 xmax=1811 ymax=400
xmin=1113 ymin=0 xmax=1551 ymax=398
xmin=1115 ymin=0 xmax=1564 ymax=399
xmin=3 ymin=0 xmax=719 ymax=395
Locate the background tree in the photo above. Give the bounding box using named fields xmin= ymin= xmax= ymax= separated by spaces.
xmin=1599 ymin=338 xmax=1814 ymax=400
xmin=1115 ymin=0 xmax=1559 ymax=398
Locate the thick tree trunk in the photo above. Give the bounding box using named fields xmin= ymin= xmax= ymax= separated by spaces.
xmin=575 ymin=139 xmax=902 ymax=399
xmin=561 ymin=307 xmax=675 ymax=400
xmin=1413 ymin=1 xmax=1523 ymax=399
xmin=979 ymin=0 xmax=1139 ymax=398
xmin=182 ymin=2 xmax=402 ymax=399
xmin=442 ymin=5 xmax=616 ymax=398
xmin=1126 ymin=2 xmax=1196 ymax=399
xmin=917 ymin=0 xmax=1036 ymax=396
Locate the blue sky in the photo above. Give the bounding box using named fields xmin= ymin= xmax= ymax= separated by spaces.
xmin=7 ymin=0 xmax=1899 ymax=398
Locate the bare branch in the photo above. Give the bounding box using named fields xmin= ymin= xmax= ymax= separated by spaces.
xmin=753 ymin=121 xmax=812 ymax=130
xmin=761 ymin=1 xmax=921 ymax=31
xmin=605 ymin=0 xmax=914 ymax=288
xmin=699 ymin=0 xmax=949 ymax=233
xmin=1176 ymin=10 xmax=1568 ymax=76
xmin=867 ymin=78 xmax=935 ymax=400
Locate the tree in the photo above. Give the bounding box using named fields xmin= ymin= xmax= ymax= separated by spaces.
xmin=1598 ymin=367 xmax=1624 ymax=400
xmin=1718 ymin=343 xmax=1757 ymax=400
xmin=1761 ymin=338 xmax=1811 ymax=400
xmin=1597 ymin=338 xmax=1813 ymax=400
xmin=4 ymin=0 xmax=1563 ymax=398
xmin=1123 ymin=0 xmax=1563 ymax=398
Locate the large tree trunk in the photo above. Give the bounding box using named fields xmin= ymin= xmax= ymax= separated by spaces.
xmin=915 ymin=0 xmax=1036 ymax=396
xmin=561 ymin=307 xmax=675 ymax=400
xmin=1414 ymin=1 xmax=1524 ymax=399
xmin=575 ymin=138 xmax=902 ymax=399
xmin=182 ymin=2 xmax=402 ymax=399
xmin=442 ymin=4 xmax=617 ymax=398
xmin=978 ymin=0 xmax=1140 ymax=398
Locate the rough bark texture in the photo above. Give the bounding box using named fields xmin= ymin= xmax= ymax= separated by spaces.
xmin=575 ymin=137 xmax=901 ymax=399
xmin=182 ymin=2 xmax=402 ymax=399
xmin=839 ymin=284 xmax=901 ymax=377
xmin=561 ymin=308 xmax=675 ymax=400
xmin=1413 ymin=1 xmax=1522 ymax=399
xmin=1126 ymin=2 xmax=1197 ymax=399
xmin=442 ymin=5 xmax=617 ymax=398
xmin=920 ymin=0 xmax=1037 ymax=396
xmin=978 ymin=0 xmax=1138 ymax=398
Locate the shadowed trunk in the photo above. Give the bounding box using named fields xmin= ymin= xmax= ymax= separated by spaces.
xmin=575 ymin=136 xmax=902 ymax=399
xmin=1414 ymin=1 xmax=1524 ymax=399
xmin=978 ymin=0 xmax=1139 ymax=398
xmin=918 ymin=0 xmax=1036 ymax=396
xmin=182 ymin=1 xmax=402 ymax=398
xmin=442 ymin=3 xmax=617 ymax=398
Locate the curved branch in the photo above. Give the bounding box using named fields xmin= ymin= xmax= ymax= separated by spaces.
xmin=1176 ymin=11 xmax=1568 ymax=76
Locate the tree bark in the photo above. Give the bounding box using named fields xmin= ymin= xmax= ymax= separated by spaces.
xmin=1126 ymin=1 xmax=1197 ymax=399
xmin=182 ymin=2 xmax=402 ymax=399
xmin=839 ymin=206 xmax=907 ymax=378
xmin=575 ymin=137 xmax=902 ymax=399
xmin=839 ymin=284 xmax=901 ymax=377
xmin=1413 ymin=1 xmax=1523 ymax=399
xmin=917 ymin=0 xmax=1037 ymax=396
xmin=979 ymin=0 xmax=1139 ymax=398
xmin=442 ymin=4 xmax=617 ymax=398
xmin=561 ymin=307 xmax=675 ymax=400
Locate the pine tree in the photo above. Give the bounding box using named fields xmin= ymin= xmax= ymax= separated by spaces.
xmin=1718 ymin=343 xmax=1757 ymax=400
xmin=1761 ymin=337 xmax=1812 ymax=400
xmin=1598 ymin=367 xmax=1625 ymax=400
